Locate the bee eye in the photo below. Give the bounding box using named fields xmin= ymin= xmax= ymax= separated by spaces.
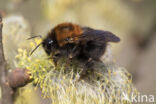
xmin=65 ymin=37 xmax=70 ymax=41
xmin=48 ymin=40 xmax=53 ymax=44
xmin=42 ymin=39 xmax=53 ymax=50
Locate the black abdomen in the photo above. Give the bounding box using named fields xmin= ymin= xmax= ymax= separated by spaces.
xmin=78 ymin=41 xmax=106 ymax=61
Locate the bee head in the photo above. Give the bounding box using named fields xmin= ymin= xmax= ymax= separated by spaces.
xmin=42 ymin=38 xmax=55 ymax=55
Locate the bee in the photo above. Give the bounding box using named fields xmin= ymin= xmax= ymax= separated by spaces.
xmin=29 ymin=22 xmax=120 ymax=80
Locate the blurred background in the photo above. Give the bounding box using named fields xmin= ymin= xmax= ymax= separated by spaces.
xmin=0 ymin=0 xmax=156 ymax=103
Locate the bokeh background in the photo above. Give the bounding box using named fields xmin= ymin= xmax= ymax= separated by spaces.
xmin=0 ymin=0 xmax=156 ymax=103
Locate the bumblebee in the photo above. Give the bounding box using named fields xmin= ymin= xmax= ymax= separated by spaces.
xmin=30 ymin=23 xmax=120 ymax=79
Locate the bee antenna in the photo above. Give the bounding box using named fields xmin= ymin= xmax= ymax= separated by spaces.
xmin=27 ymin=35 xmax=42 ymax=40
xmin=30 ymin=43 xmax=42 ymax=56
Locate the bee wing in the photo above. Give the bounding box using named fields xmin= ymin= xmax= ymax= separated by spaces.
xmin=79 ymin=27 xmax=120 ymax=43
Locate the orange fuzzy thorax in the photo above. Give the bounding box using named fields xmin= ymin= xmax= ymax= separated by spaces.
xmin=53 ymin=23 xmax=83 ymax=47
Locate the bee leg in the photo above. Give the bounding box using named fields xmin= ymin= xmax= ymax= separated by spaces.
xmin=65 ymin=47 xmax=73 ymax=67
xmin=67 ymin=45 xmax=80 ymax=67
xmin=52 ymin=56 xmax=58 ymax=67
xmin=65 ymin=55 xmax=72 ymax=67
xmin=69 ymin=45 xmax=79 ymax=59
xmin=52 ymin=53 xmax=62 ymax=67
xmin=79 ymin=58 xmax=94 ymax=80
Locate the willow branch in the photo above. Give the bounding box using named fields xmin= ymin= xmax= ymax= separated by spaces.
xmin=0 ymin=12 xmax=14 ymax=104
xmin=0 ymin=13 xmax=33 ymax=104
